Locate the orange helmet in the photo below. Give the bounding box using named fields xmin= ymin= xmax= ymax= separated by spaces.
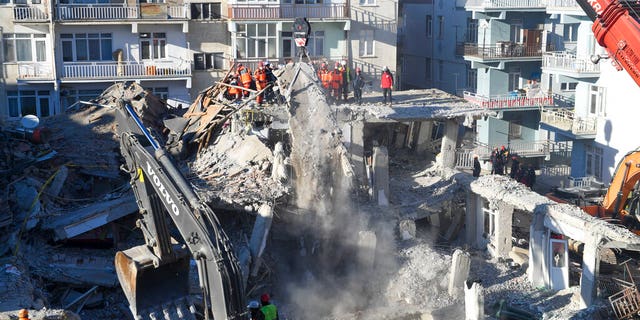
xmin=321 ymin=62 xmax=327 ymax=69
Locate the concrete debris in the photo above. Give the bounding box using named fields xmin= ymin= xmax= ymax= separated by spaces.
xmin=448 ymin=249 xmax=471 ymax=297
xmin=464 ymin=280 xmax=484 ymax=320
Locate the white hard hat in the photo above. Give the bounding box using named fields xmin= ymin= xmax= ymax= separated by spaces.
xmin=247 ymin=300 xmax=260 ymax=309
xmin=341 ymin=60 xmax=346 ymax=66
xmin=383 ymin=66 xmax=389 ymax=71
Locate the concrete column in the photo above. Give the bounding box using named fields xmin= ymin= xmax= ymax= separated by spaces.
xmin=465 ymin=192 xmax=485 ymax=249
xmin=491 ymin=201 xmax=513 ymax=259
xmin=415 ymin=121 xmax=434 ymax=155
xmin=350 ymin=119 xmax=366 ymax=186
xmin=579 ymin=235 xmax=602 ymax=307
xmin=439 ymin=119 xmax=459 ymax=169
xmin=448 ymin=249 xmax=471 ymax=297
xmin=249 ymin=204 xmax=273 ymax=276
xmin=464 ymin=280 xmax=484 ymax=320
xmin=528 ymin=209 xmax=547 ymax=287
xmin=372 ymin=146 xmax=389 ymax=206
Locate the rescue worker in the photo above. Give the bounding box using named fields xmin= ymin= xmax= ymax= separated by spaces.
xmin=248 ymin=300 xmax=265 ymax=320
xmin=319 ymin=63 xmax=331 ymax=91
xmin=352 ymin=67 xmax=366 ymax=105
xmin=260 ymin=293 xmax=279 ymax=320
xmin=237 ymin=63 xmax=253 ymax=98
xmin=254 ymin=61 xmax=268 ymax=105
xmin=225 ymin=73 xmax=241 ymax=102
xmin=473 ymin=155 xmax=481 ymax=178
xmin=380 ymin=66 xmax=393 ymax=105
xmin=330 ymin=62 xmax=343 ymax=102
xmin=526 ymin=164 xmax=536 ymax=189
xmin=509 ymin=155 xmax=520 ymax=179
xmin=341 ymin=60 xmax=351 ymax=102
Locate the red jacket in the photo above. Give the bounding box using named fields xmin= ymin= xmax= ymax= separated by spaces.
xmin=381 ymin=71 xmax=393 ymax=89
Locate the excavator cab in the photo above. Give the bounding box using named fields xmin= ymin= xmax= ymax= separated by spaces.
xmin=115 ymin=244 xmax=194 ymax=318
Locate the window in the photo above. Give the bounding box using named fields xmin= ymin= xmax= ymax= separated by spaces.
xmin=466 ymin=64 xmax=477 ymax=91
xmin=560 ymin=82 xmax=577 ymax=91
xmin=191 ymin=2 xmax=221 ymax=20
xmin=359 ymin=29 xmax=374 ymax=57
xmin=307 ymin=31 xmax=324 ymax=57
xmin=3 ymin=34 xmax=47 ymax=62
xmin=508 ymin=120 xmax=522 ymax=139
xmin=61 ymin=33 xmax=112 ymax=62
xmin=563 ymin=24 xmax=579 ymax=42
xmin=510 ymin=23 xmax=522 ymax=43
xmin=282 ymin=31 xmax=294 ymax=58
xmin=508 ymin=68 xmax=521 ymax=92
xmin=150 ymin=87 xmax=168 ymax=100
xmin=585 ymin=144 xmax=603 ymax=181
xmin=589 ymin=85 xmax=606 ymax=116
xmin=438 ymin=16 xmax=444 ymax=39
xmin=194 ymin=52 xmax=224 ymax=70
xmin=7 ymin=90 xmax=51 ymax=119
xmin=140 ymin=33 xmax=166 ymax=60
xmin=466 ymin=18 xmax=478 ymax=43
xmin=359 ymin=0 xmax=375 ymax=4
xmin=425 ymin=58 xmax=431 ymax=81
xmin=60 ymin=89 xmax=102 ymax=110
xmin=236 ymin=23 xmax=277 ymax=59
xmin=426 ymin=15 xmax=432 ymax=38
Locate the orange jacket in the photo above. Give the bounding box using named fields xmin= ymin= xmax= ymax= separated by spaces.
xmin=320 ymin=70 xmax=332 ymax=88
xmin=255 ymin=68 xmax=267 ymax=88
xmin=331 ymin=70 xmax=343 ymax=89
xmin=238 ymin=66 xmax=253 ymax=86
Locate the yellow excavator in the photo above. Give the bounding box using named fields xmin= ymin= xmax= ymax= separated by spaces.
xmin=581 ymin=147 xmax=640 ymax=234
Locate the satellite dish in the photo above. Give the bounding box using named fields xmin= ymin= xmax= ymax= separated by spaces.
xmin=21 ymin=114 xmax=40 ymax=129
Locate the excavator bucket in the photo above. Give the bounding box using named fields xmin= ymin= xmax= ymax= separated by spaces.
xmin=115 ymin=245 xmax=194 ymax=319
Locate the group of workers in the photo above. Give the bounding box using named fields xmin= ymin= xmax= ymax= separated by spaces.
xmin=224 ymin=61 xmax=277 ymax=106
xmin=472 ymin=147 xmax=537 ymax=189
xmin=317 ymin=60 xmax=394 ymax=105
xmin=247 ymin=293 xmax=279 ymax=320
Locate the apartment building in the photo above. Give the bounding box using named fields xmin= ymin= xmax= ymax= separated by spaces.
xmin=460 ymin=0 xmax=553 ymax=166
xmin=540 ymin=0 xmax=640 ymax=186
xmin=398 ymin=0 xmax=470 ymax=94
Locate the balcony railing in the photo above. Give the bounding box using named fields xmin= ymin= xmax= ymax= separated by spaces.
xmin=540 ymin=107 xmax=597 ymax=136
xmin=456 ymin=140 xmax=549 ymax=168
xmin=17 ymin=63 xmax=54 ymax=80
xmin=14 ymin=5 xmax=49 ymax=22
xmin=56 ymin=4 xmax=188 ymax=21
xmin=543 ymin=52 xmax=600 ymax=74
xmin=62 ymin=61 xmax=191 ymax=80
xmin=465 ymin=0 xmax=545 ymax=9
xmin=228 ymin=3 xmax=348 ymax=20
xmin=544 ymin=0 xmax=584 ymax=12
xmin=551 ymin=92 xmax=575 ymax=109
xmin=462 ymin=42 xmax=552 ymax=60
xmin=464 ymin=91 xmax=554 ymax=109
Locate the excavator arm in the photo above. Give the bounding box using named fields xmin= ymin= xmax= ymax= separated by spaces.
xmin=598 ymin=147 xmax=640 ymax=217
xmin=577 ymin=0 xmax=640 ymax=87
xmin=113 ymin=99 xmax=245 ymax=319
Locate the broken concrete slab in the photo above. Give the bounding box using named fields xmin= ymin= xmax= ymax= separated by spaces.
xmin=43 ymin=194 xmax=138 ymax=241
xmin=448 ymin=249 xmax=470 ymax=297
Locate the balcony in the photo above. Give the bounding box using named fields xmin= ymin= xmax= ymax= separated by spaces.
xmin=13 ymin=5 xmax=49 ymax=22
xmin=464 ymin=91 xmax=554 ymax=110
xmin=17 ymin=63 xmax=55 ymax=80
xmin=465 ymin=0 xmax=546 ymax=10
xmin=228 ymin=3 xmax=348 ymax=20
xmin=540 ymin=107 xmax=597 ymax=139
xmin=542 ymin=52 xmax=600 ymax=78
xmin=461 ymin=42 xmax=552 ymax=62
xmin=455 ymin=140 xmax=549 ymax=167
xmin=545 ymin=0 xmax=585 ymax=15
xmin=61 ymin=61 xmax=191 ymax=81
xmin=56 ymin=4 xmax=188 ymax=22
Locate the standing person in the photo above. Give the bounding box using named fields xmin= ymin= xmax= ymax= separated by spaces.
xmin=490 ymin=147 xmax=499 ymax=174
xmin=237 ymin=64 xmax=253 ymax=98
xmin=509 ymin=155 xmax=520 ymax=179
xmin=526 ymin=164 xmax=536 ymax=189
xmin=380 ymin=66 xmax=393 ymax=105
xmin=248 ymin=300 xmax=265 ymax=320
xmin=260 ymin=294 xmax=279 ymax=320
xmin=472 ymin=155 xmax=481 ymax=177
xmin=330 ymin=62 xmax=343 ymax=103
xmin=254 ymin=61 xmax=268 ymax=106
xmin=352 ymin=67 xmax=366 ymax=105
xmin=341 ymin=60 xmax=351 ymax=102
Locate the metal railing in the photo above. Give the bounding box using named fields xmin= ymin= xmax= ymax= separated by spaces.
xmin=13 ymin=5 xmax=49 ymax=21
xmin=465 ymin=0 xmax=545 ymax=9
xmin=56 ymin=4 xmax=187 ymax=21
xmin=543 ymin=52 xmax=600 ymax=74
xmin=544 ymin=0 xmax=583 ymax=10
xmin=464 ymin=91 xmax=554 ymax=109
xmin=540 ymin=107 xmax=597 ymax=135
xmin=568 ymin=176 xmax=596 ymax=188
xmin=540 ymin=165 xmax=571 ymax=177
xmin=228 ymin=3 xmax=348 ymax=19
xmin=62 ymin=61 xmax=191 ymax=80
xmin=461 ymin=42 xmax=552 ymax=59
xmin=17 ymin=63 xmax=54 ymax=79
xmin=551 ymin=92 xmax=575 ymax=109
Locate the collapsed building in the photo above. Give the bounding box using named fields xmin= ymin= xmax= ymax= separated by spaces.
xmin=0 ymin=60 xmax=639 ymax=320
